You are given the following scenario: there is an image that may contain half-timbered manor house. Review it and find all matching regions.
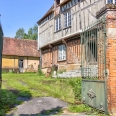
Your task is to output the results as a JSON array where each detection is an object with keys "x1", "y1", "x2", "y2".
[{"x1": 37, "y1": 0, "x2": 116, "y2": 74}]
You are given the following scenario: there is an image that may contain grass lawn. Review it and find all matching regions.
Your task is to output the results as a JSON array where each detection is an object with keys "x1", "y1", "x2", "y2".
[
  {"x1": 0, "y1": 73, "x2": 81, "y2": 115},
  {"x1": 2, "y1": 73, "x2": 80, "y2": 102},
  {"x1": 0, "y1": 73, "x2": 108, "y2": 116}
]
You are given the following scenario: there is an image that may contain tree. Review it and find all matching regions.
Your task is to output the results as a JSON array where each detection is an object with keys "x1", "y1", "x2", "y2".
[
  {"x1": 14, "y1": 24, "x2": 38, "y2": 40},
  {"x1": 28, "y1": 25, "x2": 38, "y2": 40},
  {"x1": 23, "y1": 33, "x2": 29, "y2": 39},
  {"x1": 15, "y1": 28, "x2": 25, "y2": 39}
]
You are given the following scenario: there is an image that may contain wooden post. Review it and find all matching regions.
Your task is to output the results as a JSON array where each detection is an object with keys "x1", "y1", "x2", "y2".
[
  {"x1": 39, "y1": 49, "x2": 42, "y2": 69},
  {"x1": 0, "y1": 24, "x2": 3, "y2": 99}
]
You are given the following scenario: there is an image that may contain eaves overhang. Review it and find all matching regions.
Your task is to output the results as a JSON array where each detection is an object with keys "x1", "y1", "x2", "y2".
[
  {"x1": 37, "y1": 5, "x2": 54, "y2": 25},
  {"x1": 40, "y1": 30, "x2": 82, "y2": 49}
]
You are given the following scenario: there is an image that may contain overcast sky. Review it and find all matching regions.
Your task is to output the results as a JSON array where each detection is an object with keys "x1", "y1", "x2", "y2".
[{"x1": 0, "y1": 0, "x2": 53, "y2": 38}]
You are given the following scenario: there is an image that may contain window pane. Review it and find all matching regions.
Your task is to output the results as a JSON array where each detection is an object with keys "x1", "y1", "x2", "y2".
[
  {"x1": 72, "y1": 0, "x2": 75, "y2": 6},
  {"x1": 64, "y1": 11, "x2": 71, "y2": 28},
  {"x1": 55, "y1": 16, "x2": 61, "y2": 31},
  {"x1": 108, "y1": 0, "x2": 113, "y2": 3},
  {"x1": 63, "y1": 45, "x2": 66, "y2": 60},
  {"x1": 58, "y1": 47, "x2": 60, "y2": 60},
  {"x1": 68, "y1": 11, "x2": 71, "y2": 26},
  {"x1": 59, "y1": 17, "x2": 61, "y2": 30},
  {"x1": 58, "y1": 45, "x2": 66, "y2": 61},
  {"x1": 64, "y1": 13, "x2": 67, "y2": 27}
]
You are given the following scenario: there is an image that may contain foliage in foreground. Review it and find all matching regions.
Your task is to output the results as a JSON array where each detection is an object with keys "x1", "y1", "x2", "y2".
[
  {"x1": 38, "y1": 67, "x2": 45, "y2": 76},
  {"x1": 0, "y1": 90, "x2": 17, "y2": 116},
  {"x1": 68, "y1": 104, "x2": 109, "y2": 116},
  {"x1": 68, "y1": 78, "x2": 81, "y2": 101},
  {"x1": 68, "y1": 104, "x2": 92, "y2": 113}
]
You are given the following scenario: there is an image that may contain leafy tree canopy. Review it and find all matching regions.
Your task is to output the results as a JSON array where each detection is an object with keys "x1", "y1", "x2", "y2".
[
  {"x1": 15, "y1": 24, "x2": 38, "y2": 40},
  {"x1": 15, "y1": 28, "x2": 25, "y2": 39}
]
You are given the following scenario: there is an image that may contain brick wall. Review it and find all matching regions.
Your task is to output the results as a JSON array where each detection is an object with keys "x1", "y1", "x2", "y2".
[
  {"x1": 42, "y1": 48, "x2": 52, "y2": 68},
  {"x1": 67, "y1": 39, "x2": 80, "y2": 64},
  {"x1": 106, "y1": 38, "x2": 116, "y2": 113},
  {"x1": 106, "y1": 10, "x2": 116, "y2": 114},
  {"x1": 41, "y1": 37, "x2": 81, "y2": 71}
]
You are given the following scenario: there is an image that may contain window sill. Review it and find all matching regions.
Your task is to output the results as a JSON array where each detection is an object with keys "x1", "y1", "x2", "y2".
[
  {"x1": 63, "y1": 25, "x2": 71, "y2": 30},
  {"x1": 58, "y1": 59, "x2": 66, "y2": 62},
  {"x1": 54, "y1": 29, "x2": 62, "y2": 33},
  {"x1": 54, "y1": 26, "x2": 71, "y2": 33},
  {"x1": 88, "y1": 62, "x2": 97, "y2": 65}
]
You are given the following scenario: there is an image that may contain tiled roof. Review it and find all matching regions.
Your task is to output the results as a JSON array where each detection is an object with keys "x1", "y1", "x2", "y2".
[{"x1": 2, "y1": 37, "x2": 40, "y2": 57}]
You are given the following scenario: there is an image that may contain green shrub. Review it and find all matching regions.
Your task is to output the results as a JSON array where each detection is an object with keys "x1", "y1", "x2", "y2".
[
  {"x1": 58, "y1": 69, "x2": 66, "y2": 74},
  {"x1": 68, "y1": 78, "x2": 81, "y2": 101},
  {"x1": 23, "y1": 72, "x2": 35, "y2": 74},
  {"x1": 38, "y1": 67, "x2": 45, "y2": 76},
  {"x1": 68, "y1": 104, "x2": 109, "y2": 115},
  {"x1": 68, "y1": 104, "x2": 92, "y2": 113},
  {"x1": 0, "y1": 90, "x2": 17, "y2": 116}
]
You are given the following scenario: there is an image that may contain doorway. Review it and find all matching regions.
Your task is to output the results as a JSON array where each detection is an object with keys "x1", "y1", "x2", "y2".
[{"x1": 18, "y1": 59, "x2": 24, "y2": 73}]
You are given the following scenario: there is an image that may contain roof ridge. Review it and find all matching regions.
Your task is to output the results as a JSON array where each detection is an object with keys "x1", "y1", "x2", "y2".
[
  {"x1": 4, "y1": 37, "x2": 37, "y2": 41},
  {"x1": 37, "y1": 4, "x2": 54, "y2": 24}
]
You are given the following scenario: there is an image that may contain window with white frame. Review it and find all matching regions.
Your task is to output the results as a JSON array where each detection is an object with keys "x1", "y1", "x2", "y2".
[
  {"x1": 55, "y1": 16, "x2": 61, "y2": 31},
  {"x1": 58, "y1": 45, "x2": 66, "y2": 61},
  {"x1": 61, "y1": 0, "x2": 81, "y2": 12},
  {"x1": 107, "y1": 0, "x2": 116, "y2": 4},
  {"x1": 64, "y1": 11, "x2": 71, "y2": 28}
]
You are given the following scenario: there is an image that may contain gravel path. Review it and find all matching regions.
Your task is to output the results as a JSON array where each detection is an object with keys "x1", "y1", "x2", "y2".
[
  {"x1": 6, "y1": 97, "x2": 86, "y2": 116},
  {"x1": 6, "y1": 97, "x2": 68, "y2": 116}
]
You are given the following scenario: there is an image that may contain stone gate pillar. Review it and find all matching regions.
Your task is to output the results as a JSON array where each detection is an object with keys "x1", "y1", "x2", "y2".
[
  {"x1": 97, "y1": 5, "x2": 116, "y2": 115},
  {"x1": 106, "y1": 9, "x2": 116, "y2": 115}
]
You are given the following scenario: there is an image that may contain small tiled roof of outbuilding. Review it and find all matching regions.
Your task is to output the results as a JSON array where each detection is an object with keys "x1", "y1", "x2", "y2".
[{"x1": 2, "y1": 37, "x2": 40, "y2": 57}]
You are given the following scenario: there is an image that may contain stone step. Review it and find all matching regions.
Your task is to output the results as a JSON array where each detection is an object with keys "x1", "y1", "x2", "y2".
[{"x1": 52, "y1": 67, "x2": 98, "y2": 78}]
